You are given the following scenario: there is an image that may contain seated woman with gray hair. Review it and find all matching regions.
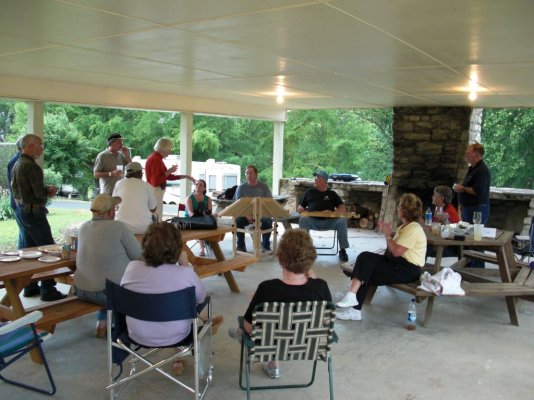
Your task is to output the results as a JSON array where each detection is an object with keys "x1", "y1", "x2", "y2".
[{"x1": 432, "y1": 185, "x2": 460, "y2": 224}]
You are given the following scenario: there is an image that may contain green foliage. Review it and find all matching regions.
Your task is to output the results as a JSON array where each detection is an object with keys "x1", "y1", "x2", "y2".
[
  {"x1": 192, "y1": 128, "x2": 221, "y2": 160},
  {"x1": 9, "y1": 100, "x2": 533, "y2": 193},
  {"x1": 43, "y1": 168, "x2": 63, "y2": 188},
  {"x1": 0, "y1": 188, "x2": 14, "y2": 220},
  {"x1": 284, "y1": 109, "x2": 393, "y2": 181},
  {"x1": 0, "y1": 143, "x2": 17, "y2": 189},
  {"x1": 482, "y1": 109, "x2": 534, "y2": 188}
]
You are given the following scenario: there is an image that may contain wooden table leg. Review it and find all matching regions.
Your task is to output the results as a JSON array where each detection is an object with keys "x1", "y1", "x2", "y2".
[
  {"x1": 433, "y1": 246, "x2": 444, "y2": 274},
  {"x1": 496, "y1": 244, "x2": 519, "y2": 326},
  {"x1": 208, "y1": 240, "x2": 241, "y2": 293},
  {"x1": 422, "y1": 297, "x2": 434, "y2": 327}
]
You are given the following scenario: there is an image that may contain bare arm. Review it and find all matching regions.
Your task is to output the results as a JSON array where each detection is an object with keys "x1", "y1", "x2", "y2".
[
  {"x1": 336, "y1": 203, "x2": 347, "y2": 212},
  {"x1": 185, "y1": 196, "x2": 194, "y2": 216},
  {"x1": 378, "y1": 220, "x2": 408, "y2": 258}
]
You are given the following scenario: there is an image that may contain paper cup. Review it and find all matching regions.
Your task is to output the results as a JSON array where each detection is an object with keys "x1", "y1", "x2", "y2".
[
  {"x1": 474, "y1": 224, "x2": 483, "y2": 241},
  {"x1": 431, "y1": 222, "x2": 441, "y2": 236}
]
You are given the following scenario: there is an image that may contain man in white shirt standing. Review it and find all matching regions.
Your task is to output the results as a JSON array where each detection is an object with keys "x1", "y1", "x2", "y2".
[{"x1": 113, "y1": 162, "x2": 157, "y2": 234}]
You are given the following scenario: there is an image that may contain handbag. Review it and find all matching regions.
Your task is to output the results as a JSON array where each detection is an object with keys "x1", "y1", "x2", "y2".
[
  {"x1": 418, "y1": 267, "x2": 465, "y2": 296},
  {"x1": 170, "y1": 215, "x2": 217, "y2": 230}
]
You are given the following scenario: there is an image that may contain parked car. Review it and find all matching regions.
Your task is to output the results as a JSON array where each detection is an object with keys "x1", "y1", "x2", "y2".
[
  {"x1": 59, "y1": 184, "x2": 79, "y2": 198},
  {"x1": 329, "y1": 173, "x2": 362, "y2": 182}
]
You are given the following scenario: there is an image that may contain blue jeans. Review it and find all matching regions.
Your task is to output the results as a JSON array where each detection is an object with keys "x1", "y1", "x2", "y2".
[
  {"x1": 12, "y1": 207, "x2": 25, "y2": 249},
  {"x1": 74, "y1": 286, "x2": 107, "y2": 321},
  {"x1": 299, "y1": 217, "x2": 350, "y2": 249},
  {"x1": 15, "y1": 207, "x2": 57, "y2": 292},
  {"x1": 461, "y1": 204, "x2": 490, "y2": 224}
]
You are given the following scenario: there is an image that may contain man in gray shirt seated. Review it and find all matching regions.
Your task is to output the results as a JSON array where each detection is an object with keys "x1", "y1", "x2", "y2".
[
  {"x1": 233, "y1": 165, "x2": 273, "y2": 252},
  {"x1": 74, "y1": 193, "x2": 142, "y2": 337}
]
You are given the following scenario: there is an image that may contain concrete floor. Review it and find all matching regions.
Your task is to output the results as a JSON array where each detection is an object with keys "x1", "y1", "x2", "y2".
[{"x1": 3, "y1": 228, "x2": 534, "y2": 400}]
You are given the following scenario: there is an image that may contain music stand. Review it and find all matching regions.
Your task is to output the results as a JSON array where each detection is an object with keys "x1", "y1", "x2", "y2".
[{"x1": 219, "y1": 197, "x2": 290, "y2": 258}]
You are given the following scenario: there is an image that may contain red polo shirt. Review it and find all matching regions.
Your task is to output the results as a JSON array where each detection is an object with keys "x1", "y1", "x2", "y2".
[{"x1": 145, "y1": 151, "x2": 180, "y2": 188}]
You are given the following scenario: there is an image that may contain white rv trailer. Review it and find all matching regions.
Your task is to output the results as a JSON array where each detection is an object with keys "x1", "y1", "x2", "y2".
[{"x1": 133, "y1": 156, "x2": 241, "y2": 205}]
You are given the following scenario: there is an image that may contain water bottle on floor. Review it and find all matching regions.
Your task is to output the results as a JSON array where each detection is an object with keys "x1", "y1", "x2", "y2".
[{"x1": 405, "y1": 298, "x2": 417, "y2": 330}]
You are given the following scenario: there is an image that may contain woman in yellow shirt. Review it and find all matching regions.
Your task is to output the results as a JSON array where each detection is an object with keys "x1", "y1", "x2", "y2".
[{"x1": 336, "y1": 193, "x2": 427, "y2": 321}]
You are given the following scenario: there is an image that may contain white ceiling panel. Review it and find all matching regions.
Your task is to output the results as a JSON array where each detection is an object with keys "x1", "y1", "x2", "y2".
[{"x1": 1, "y1": 0, "x2": 534, "y2": 117}]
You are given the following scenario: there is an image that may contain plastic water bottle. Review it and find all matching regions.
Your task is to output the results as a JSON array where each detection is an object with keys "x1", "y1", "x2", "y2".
[
  {"x1": 405, "y1": 298, "x2": 417, "y2": 330},
  {"x1": 424, "y1": 207, "x2": 432, "y2": 226}
]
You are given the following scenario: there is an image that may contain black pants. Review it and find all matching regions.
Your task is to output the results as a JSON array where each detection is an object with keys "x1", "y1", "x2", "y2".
[{"x1": 347, "y1": 251, "x2": 421, "y2": 310}]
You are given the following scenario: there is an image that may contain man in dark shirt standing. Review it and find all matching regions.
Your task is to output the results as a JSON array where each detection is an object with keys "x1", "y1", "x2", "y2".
[
  {"x1": 11, "y1": 133, "x2": 66, "y2": 301},
  {"x1": 298, "y1": 170, "x2": 350, "y2": 262},
  {"x1": 453, "y1": 143, "x2": 491, "y2": 268},
  {"x1": 453, "y1": 143, "x2": 491, "y2": 224},
  {"x1": 7, "y1": 137, "x2": 24, "y2": 248}
]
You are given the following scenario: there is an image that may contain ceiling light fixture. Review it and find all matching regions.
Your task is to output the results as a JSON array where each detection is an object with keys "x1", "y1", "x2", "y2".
[
  {"x1": 468, "y1": 70, "x2": 479, "y2": 102},
  {"x1": 276, "y1": 84, "x2": 285, "y2": 104}
]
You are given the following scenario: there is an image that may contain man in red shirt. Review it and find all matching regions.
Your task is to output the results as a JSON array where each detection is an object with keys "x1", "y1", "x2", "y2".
[{"x1": 145, "y1": 138, "x2": 196, "y2": 221}]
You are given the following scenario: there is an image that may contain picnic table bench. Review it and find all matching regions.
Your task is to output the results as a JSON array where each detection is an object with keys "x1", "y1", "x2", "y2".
[{"x1": 340, "y1": 230, "x2": 534, "y2": 327}]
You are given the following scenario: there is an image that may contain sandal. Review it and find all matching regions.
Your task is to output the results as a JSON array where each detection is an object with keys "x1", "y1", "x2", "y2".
[
  {"x1": 172, "y1": 359, "x2": 187, "y2": 376},
  {"x1": 199, "y1": 249, "x2": 206, "y2": 257}
]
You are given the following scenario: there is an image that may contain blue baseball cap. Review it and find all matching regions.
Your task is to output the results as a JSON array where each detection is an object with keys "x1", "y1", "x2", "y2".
[{"x1": 313, "y1": 170, "x2": 329, "y2": 180}]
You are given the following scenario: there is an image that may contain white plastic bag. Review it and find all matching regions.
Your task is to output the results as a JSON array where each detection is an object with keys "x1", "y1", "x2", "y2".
[{"x1": 418, "y1": 267, "x2": 465, "y2": 296}]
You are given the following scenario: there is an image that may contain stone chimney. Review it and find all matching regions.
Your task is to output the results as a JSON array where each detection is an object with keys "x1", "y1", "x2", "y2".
[{"x1": 381, "y1": 107, "x2": 475, "y2": 223}]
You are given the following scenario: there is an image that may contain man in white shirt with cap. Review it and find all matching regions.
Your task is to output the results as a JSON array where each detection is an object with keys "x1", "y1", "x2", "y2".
[{"x1": 113, "y1": 162, "x2": 157, "y2": 234}]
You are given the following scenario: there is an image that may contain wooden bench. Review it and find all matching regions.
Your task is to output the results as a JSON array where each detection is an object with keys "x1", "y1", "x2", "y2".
[
  {"x1": 341, "y1": 261, "x2": 534, "y2": 327},
  {"x1": 25, "y1": 296, "x2": 102, "y2": 333},
  {"x1": 194, "y1": 254, "x2": 258, "y2": 279}
]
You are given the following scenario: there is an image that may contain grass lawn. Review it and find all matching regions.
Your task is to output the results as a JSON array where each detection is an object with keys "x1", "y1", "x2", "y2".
[{"x1": 0, "y1": 209, "x2": 91, "y2": 249}]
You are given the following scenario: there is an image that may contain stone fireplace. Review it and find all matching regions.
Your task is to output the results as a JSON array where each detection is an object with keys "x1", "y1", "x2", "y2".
[
  {"x1": 279, "y1": 107, "x2": 534, "y2": 235},
  {"x1": 382, "y1": 107, "x2": 479, "y2": 225}
]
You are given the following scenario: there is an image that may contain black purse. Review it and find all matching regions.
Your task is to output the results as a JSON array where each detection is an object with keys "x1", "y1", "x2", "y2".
[{"x1": 170, "y1": 215, "x2": 217, "y2": 230}]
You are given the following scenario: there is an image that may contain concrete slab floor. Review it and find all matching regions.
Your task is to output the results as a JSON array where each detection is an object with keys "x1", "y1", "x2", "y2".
[{"x1": 2, "y1": 228, "x2": 534, "y2": 400}]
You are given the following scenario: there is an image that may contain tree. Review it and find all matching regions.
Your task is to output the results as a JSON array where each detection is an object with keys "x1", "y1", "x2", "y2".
[
  {"x1": 482, "y1": 109, "x2": 534, "y2": 188},
  {"x1": 43, "y1": 111, "x2": 93, "y2": 197}
]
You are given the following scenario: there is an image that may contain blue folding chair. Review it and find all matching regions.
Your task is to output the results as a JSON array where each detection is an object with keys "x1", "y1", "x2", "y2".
[
  {"x1": 105, "y1": 280, "x2": 213, "y2": 400},
  {"x1": 0, "y1": 311, "x2": 56, "y2": 395},
  {"x1": 513, "y1": 216, "x2": 534, "y2": 262}
]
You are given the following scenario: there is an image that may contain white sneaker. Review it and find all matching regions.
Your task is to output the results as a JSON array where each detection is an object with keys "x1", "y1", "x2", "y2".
[
  {"x1": 336, "y1": 292, "x2": 358, "y2": 308},
  {"x1": 336, "y1": 308, "x2": 362, "y2": 321}
]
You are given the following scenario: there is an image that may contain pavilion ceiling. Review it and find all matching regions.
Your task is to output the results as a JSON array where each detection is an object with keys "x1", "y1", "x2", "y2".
[{"x1": 1, "y1": 0, "x2": 534, "y2": 120}]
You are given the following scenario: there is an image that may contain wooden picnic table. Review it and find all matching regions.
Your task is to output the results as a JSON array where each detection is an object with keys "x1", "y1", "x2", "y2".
[
  {"x1": 0, "y1": 249, "x2": 101, "y2": 362},
  {"x1": 136, "y1": 225, "x2": 257, "y2": 293},
  {"x1": 342, "y1": 229, "x2": 534, "y2": 327},
  {"x1": 422, "y1": 229, "x2": 534, "y2": 326}
]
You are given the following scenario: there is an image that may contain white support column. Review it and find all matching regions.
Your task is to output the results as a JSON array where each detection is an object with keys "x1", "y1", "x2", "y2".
[
  {"x1": 180, "y1": 112, "x2": 194, "y2": 202},
  {"x1": 27, "y1": 101, "x2": 45, "y2": 167},
  {"x1": 272, "y1": 121, "x2": 284, "y2": 195}
]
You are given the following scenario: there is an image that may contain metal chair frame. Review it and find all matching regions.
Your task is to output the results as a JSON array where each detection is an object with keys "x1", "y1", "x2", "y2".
[
  {"x1": 513, "y1": 216, "x2": 534, "y2": 263},
  {"x1": 238, "y1": 301, "x2": 337, "y2": 400},
  {"x1": 310, "y1": 228, "x2": 339, "y2": 256},
  {"x1": 0, "y1": 311, "x2": 56, "y2": 395},
  {"x1": 105, "y1": 280, "x2": 213, "y2": 400}
]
